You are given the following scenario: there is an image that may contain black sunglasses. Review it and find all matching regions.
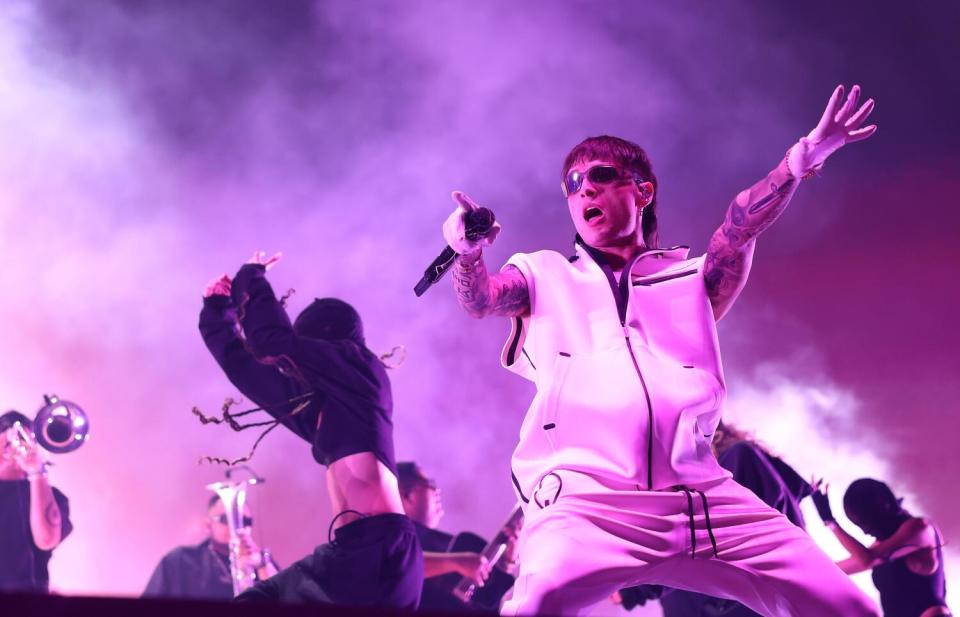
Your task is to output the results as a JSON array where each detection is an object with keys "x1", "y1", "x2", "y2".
[
  {"x1": 562, "y1": 165, "x2": 645, "y2": 197},
  {"x1": 212, "y1": 514, "x2": 254, "y2": 527},
  {"x1": 405, "y1": 477, "x2": 437, "y2": 493}
]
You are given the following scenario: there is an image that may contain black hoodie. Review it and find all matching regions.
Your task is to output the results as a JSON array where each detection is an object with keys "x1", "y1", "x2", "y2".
[{"x1": 198, "y1": 264, "x2": 396, "y2": 473}]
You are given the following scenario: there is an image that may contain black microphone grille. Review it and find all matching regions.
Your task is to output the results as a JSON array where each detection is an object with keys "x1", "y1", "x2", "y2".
[{"x1": 464, "y1": 208, "x2": 496, "y2": 242}]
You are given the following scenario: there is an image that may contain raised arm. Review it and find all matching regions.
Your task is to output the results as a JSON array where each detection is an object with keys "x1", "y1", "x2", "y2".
[
  {"x1": 228, "y1": 253, "x2": 299, "y2": 359},
  {"x1": 811, "y1": 485, "x2": 932, "y2": 575},
  {"x1": 830, "y1": 517, "x2": 931, "y2": 575},
  {"x1": 198, "y1": 272, "x2": 311, "y2": 438},
  {"x1": 704, "y1": 84, "x2": 877, "y2": 320},
  {"x1": 703, "y1": 160, "x2": 795, "y2": 320},
  {"x1": 444, "y1": 191, "x2": 529, "y2": 319},
  {"x1": 6, "y1": 429, "x2": 69, "y2": 550},
  {"x1": 200, "y1": 271, "x2": 293, "y2": 388}
]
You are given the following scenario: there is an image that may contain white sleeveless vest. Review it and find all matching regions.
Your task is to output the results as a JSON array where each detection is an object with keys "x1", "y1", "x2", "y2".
[{"x1": 501, "y1": 241, "x2": 730, "y2": 501}]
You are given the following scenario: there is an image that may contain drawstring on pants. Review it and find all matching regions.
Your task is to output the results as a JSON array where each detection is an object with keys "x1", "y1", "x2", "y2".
[{"x1": 676, "y1": 486, "x2": 719, "y2": 559}]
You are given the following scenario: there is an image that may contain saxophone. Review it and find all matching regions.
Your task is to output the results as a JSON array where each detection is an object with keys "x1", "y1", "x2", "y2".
[{"x1": 206, "y1": 475, "x2": 261, "y2": 596}]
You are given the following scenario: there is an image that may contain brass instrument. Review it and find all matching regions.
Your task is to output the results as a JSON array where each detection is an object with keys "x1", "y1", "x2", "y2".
[
  {"x1": 206, "y1": 468, "x2": 264, "y2": 596},
  {"x1": 9, "y1": 394, "x2": 90, "y2": 455}
]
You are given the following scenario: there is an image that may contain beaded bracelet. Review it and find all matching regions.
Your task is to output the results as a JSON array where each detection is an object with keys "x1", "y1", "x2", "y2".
[
  {"x1": 27, "y1": 468, "x2": 49, "y2": 481},
  {"x1": 457, "y1": 249, "x2": 484, "y2": 269},
  {"x1": 785, "y1": 142, "x2": 824, "y2": 181}
]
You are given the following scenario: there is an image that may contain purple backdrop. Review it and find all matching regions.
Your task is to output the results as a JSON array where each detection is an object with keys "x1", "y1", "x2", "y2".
[{"x1": 1, "y1": 1, "x2": 957, "y2": 613}]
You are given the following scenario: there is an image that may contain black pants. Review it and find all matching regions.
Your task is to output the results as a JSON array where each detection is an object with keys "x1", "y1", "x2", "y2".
[{"x1": 237, "y1": 513, "x2": 423, "y2": 609}]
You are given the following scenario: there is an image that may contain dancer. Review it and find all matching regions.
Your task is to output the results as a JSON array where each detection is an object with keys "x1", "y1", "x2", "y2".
[
  {"x1": 198, "y1": 252, "x2": 422, "y2": 608},
  {"x1": 143, "y1": 494, "x2": 279, "y2": 599},
  {"x1": 441, "y1": 85, "x2": 879, "y2": 616},
  {"x1": 0, "y1": 411, "x2": 73, "y2": 593},
  {"x1": 813, "y1": 479, "x2": 951, "y2": 617}
]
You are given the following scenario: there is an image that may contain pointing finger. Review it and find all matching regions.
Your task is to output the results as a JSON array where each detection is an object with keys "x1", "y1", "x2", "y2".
[{"x1": 452, "y1": 190, "x2": 479, "y2": 212}]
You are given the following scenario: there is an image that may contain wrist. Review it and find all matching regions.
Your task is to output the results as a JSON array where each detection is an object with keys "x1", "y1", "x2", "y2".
[
  {"x1": 785, "y1": 140, "x2": 823, "y2": 180},
  {"x1": 457, "y1": 248, "x2": 483, "y2": 266},
  {"x1": 26, "y1": 465, "x2": 49, "y2": 481}
]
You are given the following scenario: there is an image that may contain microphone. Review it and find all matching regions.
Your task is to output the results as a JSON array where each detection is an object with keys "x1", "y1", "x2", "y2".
[{"x1": 414, "y1": 208, "x2": 496, "y2": 297}]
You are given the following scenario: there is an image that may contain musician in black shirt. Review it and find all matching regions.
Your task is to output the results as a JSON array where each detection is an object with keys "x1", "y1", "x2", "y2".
[
  {"x1": 0, "y1": 411, "x2": 72, "y2": 593},
  {"x1": 398, "y1": 461, "x2": 517, "y2": 613},
  {"x1": 143, "y1": 494, "x2": 278, "y2": 599}
]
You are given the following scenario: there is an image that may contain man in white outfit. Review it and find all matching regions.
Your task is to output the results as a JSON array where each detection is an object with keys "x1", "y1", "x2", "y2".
[{"x1": 441, "y1": 85, "x2": 880, "y2": 616}]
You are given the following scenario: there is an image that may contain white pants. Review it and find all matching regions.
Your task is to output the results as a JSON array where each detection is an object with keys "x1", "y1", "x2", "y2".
[{"x1": 502, "y1": 472, "x2": 878, "y2": 617}]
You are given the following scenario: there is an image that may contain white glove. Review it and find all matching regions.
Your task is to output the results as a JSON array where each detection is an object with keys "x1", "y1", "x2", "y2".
[
  {"x1": 442, "y1": 191, "x2": 502, "y2": 255},
  {"x1": 788, "y1": 84, "x2": 877, "y2": 177}
]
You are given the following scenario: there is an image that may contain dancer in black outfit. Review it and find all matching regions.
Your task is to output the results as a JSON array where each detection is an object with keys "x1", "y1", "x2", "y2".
[
  {"x1": 198, "y1": 251, "x2": 422, "y2": 608},
  {"x1": 813, "y1": 479, "x2": 950, "y2": 617}
]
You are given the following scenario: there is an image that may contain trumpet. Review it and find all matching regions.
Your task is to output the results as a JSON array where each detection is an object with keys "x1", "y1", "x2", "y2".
[
  {"x1": 206, "y1": 468, "x2": 264, "y2": 596},
  {"x1": 8, "y1": 394, "x2": 90, "y2": 455}
]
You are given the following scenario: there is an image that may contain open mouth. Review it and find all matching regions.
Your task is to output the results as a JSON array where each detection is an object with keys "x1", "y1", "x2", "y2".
[{"x1": 583, "y1": 206, "x2": 604, "y2": 222}]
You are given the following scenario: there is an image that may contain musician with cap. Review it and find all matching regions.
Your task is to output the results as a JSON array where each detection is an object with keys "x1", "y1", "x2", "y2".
[{"x1": 0, "y1": 410, "x2": 73, "y2": 593}]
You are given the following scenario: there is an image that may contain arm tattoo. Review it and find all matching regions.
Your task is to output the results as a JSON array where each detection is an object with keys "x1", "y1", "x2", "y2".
[
  {"x1": 452, "y1": 254, "x2": 530, "y2": 318},
  {"x1": 44, "y1": 501, "x2": 61, "y2": 529},
  {"x1": 705, "y1": 163, "x2": 798, "y2": 315}
]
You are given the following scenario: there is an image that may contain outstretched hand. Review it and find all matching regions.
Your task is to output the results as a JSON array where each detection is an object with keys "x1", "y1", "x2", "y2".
[
  {"x1": 247, "y1": 250, "x2": 283, "y2": 270},
  {"x1": 442, "y1": 191, "x2": 502, "y2": 255},
  {"x1": 788, "y1": 84, "x2": 877, "y2": 177}
]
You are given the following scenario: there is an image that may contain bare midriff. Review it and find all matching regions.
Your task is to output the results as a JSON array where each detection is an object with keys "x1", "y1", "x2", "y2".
[{"x1": 326, "y1": 451, "x2": 404, "y2": 529}]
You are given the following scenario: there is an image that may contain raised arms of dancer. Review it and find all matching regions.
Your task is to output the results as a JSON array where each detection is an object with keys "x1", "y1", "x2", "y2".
[
  {"x1": 199, "y1": 270, "x2": 302, "y2": 408},
  {"x1": 704, "y1": 84, "x2": 877, "y2": 320},
  {"x1": 199, "y1": 258, "x2": 320, "y2": 442},
  {"x1": 813, "y1": 487, "x2": 933, "y2": 574},
  {"x1": 443, "y1": 191, "x2": 530, "y2": 319}
]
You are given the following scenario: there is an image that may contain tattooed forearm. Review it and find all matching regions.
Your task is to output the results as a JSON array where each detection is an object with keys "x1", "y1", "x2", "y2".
[
  {"x1": 724, "y1": 174, "x2": 798, "y2": 249},
  {"x1": 704, "y1": 161, "x2": 799, "y2": 318},
  {"x1": 28, "y1": 476, "x2": 63, "y2": 549},
  {"x1": 452, "y1": 253, "x2": 530, "y2": 318}
]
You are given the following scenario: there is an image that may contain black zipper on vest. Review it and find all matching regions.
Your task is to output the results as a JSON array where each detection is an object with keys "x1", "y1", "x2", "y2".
[
  {"x1": 511, "y1": 470, "x2": 530, "y2": 504},
  {"x1": 575, "y1": 236, "x2": 657, "y2": 489}
]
